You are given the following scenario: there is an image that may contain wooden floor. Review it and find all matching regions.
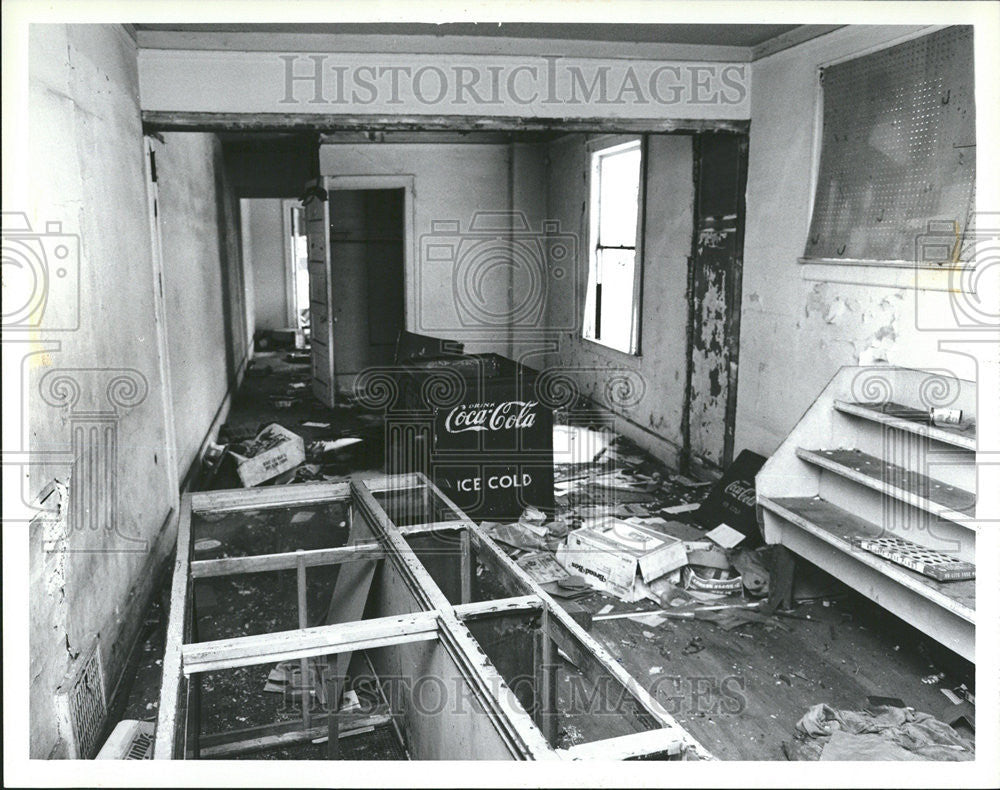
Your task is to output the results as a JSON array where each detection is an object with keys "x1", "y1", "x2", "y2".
[{"x1": 580, "y1": 588, "x2": 966, "y2": 760}]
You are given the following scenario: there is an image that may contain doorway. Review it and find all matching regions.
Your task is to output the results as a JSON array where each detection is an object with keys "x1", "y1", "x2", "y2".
[{"x1": 305, "y1": 176, "x2": 413, "y2": 405}]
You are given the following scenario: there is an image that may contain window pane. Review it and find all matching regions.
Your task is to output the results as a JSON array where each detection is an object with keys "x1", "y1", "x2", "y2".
[
  {"x1": 598, "y1": 147, "x2": 641, "y2": 248},
  {"x1": 595, "y1": 247, "x2": 635, "y2": 353}
]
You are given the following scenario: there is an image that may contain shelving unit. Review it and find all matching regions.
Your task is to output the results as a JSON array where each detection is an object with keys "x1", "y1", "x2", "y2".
[{"x1": 757, "y1": 367, "x2": 977, "y2": 662}]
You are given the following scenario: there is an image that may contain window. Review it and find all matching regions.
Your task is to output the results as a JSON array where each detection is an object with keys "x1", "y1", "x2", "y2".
[
  {"x1": 583, "y1": 138, "x2": 643, "y2": 354},
  {"x1": 804, "y1": 26, "x2": 975, "y2": 265}
]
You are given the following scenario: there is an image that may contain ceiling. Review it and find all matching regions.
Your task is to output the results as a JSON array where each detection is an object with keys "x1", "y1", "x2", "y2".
[{"x1": 134, "y1": 23, "x2": 800, "y2": 48}]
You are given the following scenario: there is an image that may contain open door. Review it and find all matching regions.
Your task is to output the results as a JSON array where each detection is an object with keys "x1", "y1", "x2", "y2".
[{"x1": 304, "y1": 177, "x2": 336, "y2": 406}]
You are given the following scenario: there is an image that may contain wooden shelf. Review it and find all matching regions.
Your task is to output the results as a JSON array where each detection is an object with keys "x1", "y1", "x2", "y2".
[
  {"x1": 796, "y1": 448, "x2": 976, "y2": 525},
  {"x1": 760, "y1": 495, "x2": 975, "y2": 620},
  {"x1": 834, "y1": 400, "x2": 976, "y2": 451}
]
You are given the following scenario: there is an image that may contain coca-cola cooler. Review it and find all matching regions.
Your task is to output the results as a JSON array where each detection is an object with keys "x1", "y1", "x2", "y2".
[{"x1": 387, "y1": 348, "x2": 553, "y2": 521}]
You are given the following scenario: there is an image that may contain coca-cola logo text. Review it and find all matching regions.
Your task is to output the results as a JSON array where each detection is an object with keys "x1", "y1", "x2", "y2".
[
  {"x1": 723, "y1": 480, "x2": 756, "y2": 506},
  {"x1": 443, "y1": 400, "x2": 538, "y2": 433}
]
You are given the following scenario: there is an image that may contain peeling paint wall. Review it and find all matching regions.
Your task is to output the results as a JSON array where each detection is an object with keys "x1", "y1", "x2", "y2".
[
  {"x1": 26, "y1": 24, "x2": 176, "y2": 758},
  {"x1": 543, "y1": 134, "x2": 694, "y2": 466},
  {"x1": 736, "y1": 26, "x2": 979, "y2": 458},
  {"x1": 26, "y1": 25, "x2": 250, "y2": 758}
]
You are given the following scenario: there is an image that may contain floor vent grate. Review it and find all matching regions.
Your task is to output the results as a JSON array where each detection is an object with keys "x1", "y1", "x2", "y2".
[
  {"x1": 55, "y1": 640, "x2": 107, "y2": 759},
  {"x1": 97, "y1": 720, "x2": 155, "y2": 759}
]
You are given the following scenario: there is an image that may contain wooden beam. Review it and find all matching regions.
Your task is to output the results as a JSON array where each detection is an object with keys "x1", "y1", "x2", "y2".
[
  {"x1": 351, "y1": 477, "x2": 557, "y2": 760},
  {"x1": 396, "y1": 520, "x2": 465, "y2": 537},
  {"x1": 198, "y1": 706, "x2": 389, "y2": 749},
  {"x1": 154, "y1": 497, "x2": 193, "y2": 759},
  {"x1": 296, "y1": 552, "x2": 311, "y2": 730},
  {"x1": 181, "y1": 611, "x2": 440, "y2": 675},
  {"x1": 189, "y1": 542, "x2": 385, "y2": 578},
  {"x1": 459, "y1": 530, "x2": 472, "y2": 605},
  {"x1": 453, "y1": 595, "x2": 543, "y2": 620},
  {"x1": 557, "y1": 727, "x2": 685, "y2": 760},
  {"x1": 142, "y1": 110, "x2": 750, "y2": 136},
  {"x1": 750, "y1": 24, "x2": 845, "y2": 61},
  {"x1": 190, "y1": 481, "x2": 350, "y2": 513},
  {"x1": 533, "y1": 607, "x2": 558, "y2": 744},
  {"x1": 198, "y1": 713, "x2": 392, "y2": 759}
]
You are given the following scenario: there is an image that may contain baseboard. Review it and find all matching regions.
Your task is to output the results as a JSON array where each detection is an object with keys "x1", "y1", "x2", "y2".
[
  {"x1": 93, "y1": 506, "x2": 176, "y2": 757},
  {"x1": 179, "y1": 350, "x2": 251, "y2": 493},
  {"x1": 583, "y1": 397, "x2": 683, "y2": 471}
]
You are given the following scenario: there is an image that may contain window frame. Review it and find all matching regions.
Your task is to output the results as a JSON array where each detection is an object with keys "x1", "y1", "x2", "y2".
[{"x1": 582, "y1": 135, "x2": 646, "y2": 356}]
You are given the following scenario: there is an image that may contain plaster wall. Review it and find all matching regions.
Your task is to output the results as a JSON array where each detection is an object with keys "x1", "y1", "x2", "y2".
[
  {"x1": 542, "y1": 133, "x2": 695, "y2": 466},
  {"x1": 735, "y1": 25, "x2": 980, "y2": 457},
  {"x1": 26, "y1": 23, "x2": 175, "y2": 758}
]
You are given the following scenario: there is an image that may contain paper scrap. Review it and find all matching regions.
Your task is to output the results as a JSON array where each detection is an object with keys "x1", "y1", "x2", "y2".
[
  {"x1": 290, "y1": 510, "x2": 315, "y2": 524},
  {"x1": 705, "y1": 523, "x2": 746, "y2": 549},
  {"x1": 627, "y1": 612, "x2": 668, "y2": 627},
  {"x1": 517, "y1": 552, "x2": 569, "y2": 585},
  {"x1": 301, "y1": 421, "x2": 331, "y2": 428},
  {"x1": 662, "y1": 502, "x2": 701, "y2": 515},
  {"x1": 598, "y1": 604, "x2": 615, "y2": 615}
]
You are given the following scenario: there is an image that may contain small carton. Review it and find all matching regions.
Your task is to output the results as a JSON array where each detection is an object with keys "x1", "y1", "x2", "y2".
[
  {"x1": 231, "y1": 424, "x2": 305, "y2": 487},
  {"x1": 556, "y1": 517, "x2": 687, "y2": 602}
]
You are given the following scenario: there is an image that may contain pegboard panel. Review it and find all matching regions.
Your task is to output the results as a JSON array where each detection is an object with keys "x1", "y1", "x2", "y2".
[{"x1": 804, "y1": 26, "x2": 976, "y2": 263}]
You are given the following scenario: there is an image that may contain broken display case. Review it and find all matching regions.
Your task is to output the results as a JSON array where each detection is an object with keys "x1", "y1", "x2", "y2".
[{"x1": 155, "y1": 473, "x2": 711, "y2": 761}]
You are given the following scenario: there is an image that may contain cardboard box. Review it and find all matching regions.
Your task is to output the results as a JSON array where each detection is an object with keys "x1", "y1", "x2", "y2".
[
  {"x1": 556, "y1": 518, "x2": 687, "y2": 602},
  {"x1": 231, "y1": 424, "x2": 305, "y2": 487}
]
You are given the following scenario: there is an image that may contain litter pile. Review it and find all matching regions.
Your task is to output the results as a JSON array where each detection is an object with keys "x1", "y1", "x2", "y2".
[
  {"x1": 783, "y1": 701, "x2": 974, "y2": 761},
  {"x1": 206, "y1": 361, "x2": 378, "y2": 490},
  {"x1": 482, "y1": 422, "x2": 792, "y2": 625}
]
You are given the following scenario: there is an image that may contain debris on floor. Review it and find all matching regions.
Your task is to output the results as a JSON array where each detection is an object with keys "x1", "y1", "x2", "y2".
[
  {"x1": 783, "y1": 702, "x2": 974, "y2": 761},
  {"x1": 230, "y1": 423, "x2": 306, "y2": 487}
]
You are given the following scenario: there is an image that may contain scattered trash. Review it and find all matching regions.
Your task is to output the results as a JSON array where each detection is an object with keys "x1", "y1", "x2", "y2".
[
  {"x1": 693, "y1": 450, "x2": 767, "y2": 547},
  {"x1": 786, "y1": 702, "x2": 974, "y2": 761},
  {"x1": 193, "y1": 538, "x2": 222, "y2": 552},
  {"x1": 556, "y1": 517, "x2": 686, "y2": 602},
  {"x1": 661, "y1": 502, "x2": 701, "y2": 515},
  {"x1": 484, "y1": 521, "x2": 549, "y2": 552},
  {"x1": 230, "y1": 424, "x2": 306, "y2": 487},
  {"x1": 704, "y1": 523, "x2": 747, "y2": 549},
  {"x1": 517, "y1": 552, "x2": 569, "y2": 585},
  {"x1": 682, "y1": 564, "x2": 742, "y2": 596},
  {"x1": 682, "y1": 637, "x2": 705, "y2": 655},
  {"x1": 922, "y1": 672, "x2": 945, "y2": 685}
]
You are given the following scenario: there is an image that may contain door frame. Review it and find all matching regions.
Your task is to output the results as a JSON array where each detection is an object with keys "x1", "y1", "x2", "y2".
[
  {"x1": 143, "y1": 136, "x2": 181, "y2": 502},
  {"x1": 322, "y1": 174, "x2": 415, "y2": 389},
  {"x1": 681, "y1": 131, "x2": 749, "y2": 477},
  {"x1": 280, "y1": 197, "x2": 302, "y2": 329}
]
